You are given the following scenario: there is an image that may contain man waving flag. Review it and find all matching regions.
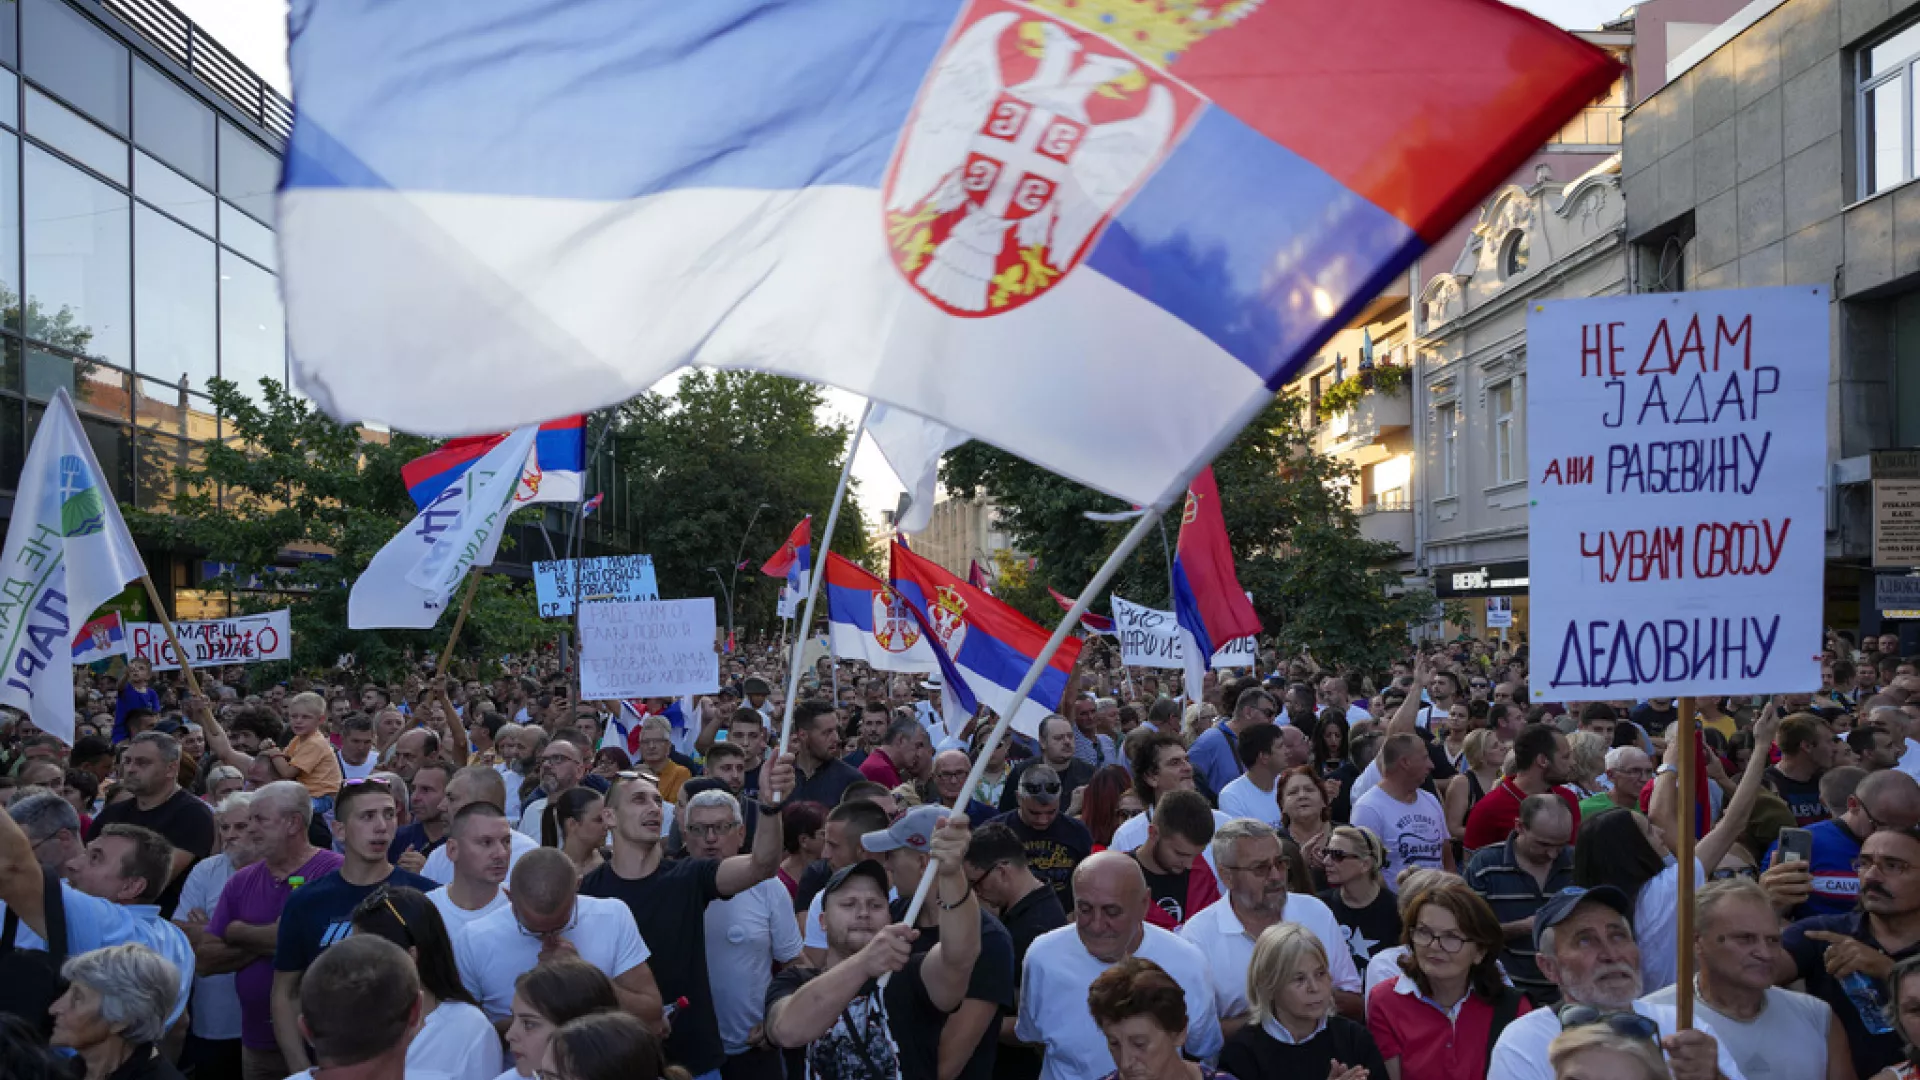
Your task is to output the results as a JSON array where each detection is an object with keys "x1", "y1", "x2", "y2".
[{"x1": 278, "y1": 0, "x2": 1617, "y2": 510}]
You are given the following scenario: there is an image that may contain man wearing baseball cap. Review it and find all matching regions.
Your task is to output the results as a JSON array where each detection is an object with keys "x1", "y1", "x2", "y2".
[
  {"x1": 1487, "y1": 885, "x2": 1746, "y2": 1080},
  {"x1": 766, "y1": 806, "x2": 981, "y2": 1080},
  {"x1": 865, "y1": 805, "x2": 1014, "y2": 1080}
]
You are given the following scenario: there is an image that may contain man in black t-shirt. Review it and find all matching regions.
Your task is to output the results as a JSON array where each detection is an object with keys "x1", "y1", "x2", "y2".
[
  {"x1": 766, "y1": 814, "x2": 980, "y2": 1080},
  {"x1": 581, "y1": 752, "x2": 793, "y2": 1077},
  {"x1": 986, "y1": 765, "x2": 1092, "y2": 912},
  {"x1": 87, "y1": 730, "x2": 214, "y2": 918},
  {"x1": 1766, "y1": 714, "x2": 1835, "y2": 826}
]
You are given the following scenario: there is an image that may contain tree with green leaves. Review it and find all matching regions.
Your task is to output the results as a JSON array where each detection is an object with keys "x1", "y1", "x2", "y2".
[
  {"x1": 614, "y1": 371, "x2": 870, "y2": 635},
  {"x1": 942, "y1": 393, "x2": 1432, "y2": 673},
  {"x1": 122, "y1": 377, "x2": 553, "y2": 679}
]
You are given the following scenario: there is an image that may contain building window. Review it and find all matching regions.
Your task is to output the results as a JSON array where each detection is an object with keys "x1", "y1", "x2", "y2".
[
  {"x1": 1439, "y1": 403, "x2": 1458, "y2": 496},
  {"x1": 1502, "y1": 231, "x2": 1529, "y2": 277},
  {"x1": 1491, "y1": 380, "x2": 1519, "y2": 483},
  {"x1": 1861, "y1": 20, "x2": 1920, "y2": 196}
]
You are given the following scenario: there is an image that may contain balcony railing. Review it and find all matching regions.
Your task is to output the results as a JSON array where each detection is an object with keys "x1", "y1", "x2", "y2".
[
  {"x1": 103, "y1": 0, "x2": 294, "y2": 140},
  {"x1": 1548, "y1": 105, "x2": 1624, "y2": 147}
]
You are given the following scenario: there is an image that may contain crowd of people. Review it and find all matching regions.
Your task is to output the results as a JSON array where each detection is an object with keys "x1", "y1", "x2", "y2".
[{"x1": 9, "y1": 628, "x2": 1920, "y2": 1080}]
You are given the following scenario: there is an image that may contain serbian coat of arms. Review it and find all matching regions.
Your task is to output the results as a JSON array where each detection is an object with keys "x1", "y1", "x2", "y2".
[
  {"x1": 881, "y1": 0, "x2": 1241, "y2": 315},
  {"x1": 871, "y1": 586, "x2": 923, "y2": 653}
]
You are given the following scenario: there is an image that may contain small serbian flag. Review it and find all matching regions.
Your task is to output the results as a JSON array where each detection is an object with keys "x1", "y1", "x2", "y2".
[
  {"x1": 968, "y1": 559, "x2": 994, "y2": 594},
  {"x1": 1049, "y1": 587, "x2": 1114, "y2": 634},
  {"x1": 581, "y1": 492, "x2": 604, "y2": 518},
  {"x1": 73, "y1": 613, "x2": 127, "y2": 663},
  {"x1": 1172, "y1": 467, "x2": 1262, "y2": 659},
  {"x1": 402, "y1": 415, "x2": 585, "y2": 509},
  {"x1": 762, "y1": 517, "x2": 813, "y2": 593}
]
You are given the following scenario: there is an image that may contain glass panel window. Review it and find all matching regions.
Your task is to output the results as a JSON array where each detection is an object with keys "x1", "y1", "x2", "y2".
[
  {"x1": 1867, "y1": 77, "x2": 1908, "y2": 196},
  {"x1": 26, "y1": 85, "x2": 126, "y2": 185},
  {"x1": 0, "y1": 0, "x2": 19, "y2": 70},
  {"x1": 25, "y1": 145, "x2": 130, "y2": 366},
  {"x1": 24, "y1": 345, "x2": 70, "y2": 400},
  {"x1": 220, "y1": 201, "x2": 276, "y2": 271},
  {"x1": 218, "y1": 121, "x2": 277, "y2": 224},
  {"x1": 21, "y1": 0, "x2": 127, "y2": 134},
  {"x1": 219, "y1": 251, "x2": 284, "y2": 400},
  {"x1": 0, "y1": 70, "x2": 19, "y2": 131},
  {"x1": 135, "y1": 205, "x2": 215, "y2": 392},
  {"x1": 0, "y1": 397, "x2": 21, "y2": 492},
  {"x1": 135, "y1": 150, "x2": 214, "y2": 235},
  {"x1": 1439, "y1": 403, "x2": 1458, "y2": 496},
  {"x1": 0, "y1": 132, "x2": 19, "y2": 331},
  {"x1": 1492, "y1": 381, "x2": 1516, "y2": 483},
  {"x1": 1871, "y1": 23, "x2": 1920, "y2": 77},
  {"x1": 80, "y1": 414, "x2": 130, "y2": 501},
  {"x1": 132, "y1": 60, "x2": 213, "y2": 186},
  {"x1": 74, "y1": 361, "x2": 131, "y2": 421}
]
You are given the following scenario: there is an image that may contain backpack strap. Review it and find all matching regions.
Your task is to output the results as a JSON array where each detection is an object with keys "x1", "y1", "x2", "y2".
[
  {"x1": 1484, "y1": 986, "x2": 1525, "y2": 1075},
  {"x1": 0, "y1": 868, "x2": 67, "y2": 959}
]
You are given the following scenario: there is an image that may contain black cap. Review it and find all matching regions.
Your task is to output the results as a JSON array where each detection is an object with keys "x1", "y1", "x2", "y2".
[
  {"x1": 1532, "y1": 885, "x2": 1634, "y2": 954},
  {"x1": 822, "y1": 859, "x2": 890, "y2": 900}
]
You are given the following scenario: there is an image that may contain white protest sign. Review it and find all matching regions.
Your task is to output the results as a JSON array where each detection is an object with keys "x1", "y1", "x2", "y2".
[
  {"x1": 533, "y1": 554, "x2": 660, "y2": 618},
  {"x1": 1527, "y1": 286, "x2": 1825, "y2": 698},
  {"x1": 578, "y1": 598, "x2": 720, "y2": 699},
  {"x1": 1111, "y1": 595, "x2": 1257, "y2": 671},
  {"x1": 130, "y1": 610, "x2": 292, "y2": 671}
]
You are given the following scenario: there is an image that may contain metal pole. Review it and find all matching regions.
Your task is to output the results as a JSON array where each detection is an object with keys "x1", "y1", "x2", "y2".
[
  {"x1": 567, "y1": 413, "x2": 618, "y2": 721},
  {"x1": 1674, "y1": 695, "x2": 1697, "y2": 1029},
  {"x1": 773, "y1": 401, "x2": 873, "y2": 770},
  {"x1": 730, "y1": 502, "x2": 770, "y2": 640},
  {"x1": 707, "y1": 567, "x2": 733, "y2": 644}
]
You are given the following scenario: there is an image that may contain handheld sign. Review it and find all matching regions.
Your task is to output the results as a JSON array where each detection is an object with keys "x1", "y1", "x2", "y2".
[
  {"x1": 578, "y1": 598, "x2": 719, "y2": 699},
  {"x1": 533, "y1": 554, "x2": 660, "y2": 618},
  {"x1": 1110, "y1": 595, "x2": 1257, "y2": 671},
  {"x1": 1527, "y1": 287, "x2": 1825, "y2": 698},
  {"x1": 129, "y1": 610, "x2": 292, "y2": 671}
]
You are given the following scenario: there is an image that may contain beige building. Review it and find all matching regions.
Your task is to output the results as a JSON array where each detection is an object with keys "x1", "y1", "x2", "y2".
[{"x1": 915, "y1": 495, "x2": 1017, "y2": 580}]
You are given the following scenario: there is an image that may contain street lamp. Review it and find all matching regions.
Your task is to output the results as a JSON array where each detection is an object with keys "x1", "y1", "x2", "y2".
[
  {"x1": 727, "y1": 502, "x2": 771, "y2": 639},
  {"x1": 706, "y1": 567, "x2": 733, "y2": 648}
]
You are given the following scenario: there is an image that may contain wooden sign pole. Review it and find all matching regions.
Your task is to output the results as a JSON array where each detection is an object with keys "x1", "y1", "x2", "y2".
[{"x1": 1673, "y1": 694, "x2": 1697, "y2": 1028}]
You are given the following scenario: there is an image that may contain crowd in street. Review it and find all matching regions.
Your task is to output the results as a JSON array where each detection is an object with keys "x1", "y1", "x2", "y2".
[{"x1": 7, "y1": 630, "x2": 1920, "y2": 1080}]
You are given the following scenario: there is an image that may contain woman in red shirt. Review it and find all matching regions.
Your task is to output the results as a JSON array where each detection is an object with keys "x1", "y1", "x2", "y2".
[{"x1": 1365, "y1": 880, "x2": 1528, "y2": 1080}]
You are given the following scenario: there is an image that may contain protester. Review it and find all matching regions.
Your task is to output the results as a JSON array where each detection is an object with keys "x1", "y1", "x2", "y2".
[
  {"x1": 544, "y1": 786, "x2": 609, "y2": 878},
  {"x1": 518, "y1": 733, "x2": 595, "y2": 837},
  {"x1": 1002, "y1": 715, "x2": 1095, "y2": 813},
  {"x1": 1109, "y1": 731, "x2": 1230, "y2": 856},
  {"x1": 1465, "y1": 793, "x2": 1576, "y2": 1004},
  {"x1": 1462, "y1": 725, "x2": 1582, "y2": 852},
  {"x1": 290, "y1": 935, "x2": 420, "y2": 1080},
  {"x1": 1218, "y1": 723, "x2": 1286, "y2": 827},
  {"x1": 1016, "y1": 852, "x2": 1222, "y2": 1080},
  {"x1": 172, "y1": 791, "x2": 258, "y2": 1080},
  {"x1": 86, "y1": 731, "x2": 215, "y2": 919},
  {"x1": 1367, "y1": 879, "x2": 1525, "y2": 1080},
  {"x1": 1190, "y1": 687, "x2": 1279, "y2": 794},
  {"x1": 1084, "y1": 957, "x2": 1235, "y2": 1080},
  {"x1": 542, "y1": 1011, "x2": 689, "y2": 1080},
  {"x1": 989, "y1": 763, "x2": 1094, "y2": 911},
  {"x1": 50, "y1": 943, "x2": 184, "y2": 1080},
  {"x1": 1768, "y1": 767, "x2": 1920, "y2": 918},
  {"x1": 797, "y1": 799, "x2": 895, "y2": 954},
  {"x1": 1767, "y1": 713, "x2": 1838, "y2": 826},
  {"x1": 427, "y1": 801, "x2": 515, "y2": 931},
  {"x1": 390, "y1": 758, "x2": 452, "y2": 870},
  {"x1": 857, "y1": 717, "x2": 930, "y2": 790},
  {"x1": 963, "y1": 821, "x2": 1066, "y2": 1080},
  {"x1": 1220, "y1": 922, "x2": 1387, "y2": 1080},
  {"x1": 1581, "y1": 746, "x2": 1655, "y2": 818},
  {"x1": 1074, "y1": 764, "x2": 1141, "y2": 849},
  {"x1": 502, "y1": 959, "x2": 622, "y2": 1080},
  {"x1": 349, "y1": 884, "x2": 502, "y2": 1080},
  {"x1": 1134, "y1": 789, "x2": 1221, "y2": 931},
  {"x1": 1351, "y1": 733, "x2": 1454, "y2": 887},
  {"x1": 776, "y1": 799, "x2": 827, "y2": 900},
  {"x1": 789, "y1": 700, "x2": 863, "y2": 807},
  {"x1": 1318, "y1": 824, "x2": 1401, "y2": 969},
  {"x1": 1546, "y1": 1026, "x2": 1676, "y2": 1080}
]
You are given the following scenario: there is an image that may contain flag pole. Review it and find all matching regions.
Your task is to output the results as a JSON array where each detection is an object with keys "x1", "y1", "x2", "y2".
[
  {"x1": 774, "y1": 400, "x2": 873, "y2": 774},
  {"x1": 1674, "y1": 694, "x2": 1697, "y2": 1029},
  {"x1": 436, "y1": 572, "x2": 483, "y2": 679},
  {"x1": 137, "y1": 575, "x2": 202, "y2": 699}
]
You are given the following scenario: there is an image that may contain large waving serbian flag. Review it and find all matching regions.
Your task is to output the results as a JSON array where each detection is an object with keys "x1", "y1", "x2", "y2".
[
  {"x1": 278, "y1": 0, "x2": 1617, "y2": 510},
  {"x1": 400, "y1": 416, "x2": 585, "y2": 509}
]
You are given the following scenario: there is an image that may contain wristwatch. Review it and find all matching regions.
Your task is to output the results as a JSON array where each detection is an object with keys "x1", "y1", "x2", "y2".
[{"x1": 1655, "y1": 764, "x2": 1678, "y2": 777}]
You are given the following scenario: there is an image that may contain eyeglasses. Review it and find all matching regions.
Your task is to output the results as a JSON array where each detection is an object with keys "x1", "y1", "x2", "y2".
[
  {"x1": 616, "y1": 769, "x2": 662, "y2": 784},
  {"x1": 540, "y1": 753, "x2": 583, "y2": 766},
  {"x1": 935, "y1": 769, "x2": 971, "y2": 781},
  {"x1": 966, "y1": 861, "x2": 1003, "y2": 890},
  {"x1": 1411, "y1": 926, "x2": 1470, "y2": 953},
  {"x1": 683, "y1": 822, "x2": 734, "y2": 838},
  {"x1": 1709, "y1": 865, "x2": 1760, "y2": 881},
  {"x1": 1555, "y1": 1004, "x2": 1661, "y2": 1043},
  {"x1": 1854, "y1": 854, "x2": 1917, "y2": 876},
  {"x1": 515, "y1": 902, "x2": 579, "y2": 939},
  {"x1": 1223, "y1": 857, "x2": 1287, "y2": 878}
]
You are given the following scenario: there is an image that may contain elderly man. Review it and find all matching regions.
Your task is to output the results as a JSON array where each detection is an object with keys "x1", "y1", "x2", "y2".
[
  {"x1": 1643, "y1": 880, "x2": 1847, "y2": 1080},
  {"x1": 987, "y1": 764, "x2": 1093, "y2": 913},
  {"x1": 1765, "y1": 767, "x2": 1920, "y2": 918},
  {"x1": 386, "y1": 727, "x2": 439, "y2": 783},
  {"x1": 0, "y1": 793, "x2": 195, "y2": 1027},
  {"x1": 174, "y1": 792, "x2": 259, "y2": 1079},
  {"x1": 1067, "y1": 696, "x2": 1121, "y2": 770},
  {"x1": 1017, "y1": 852, "x2": 1221, "y2": 1080},
  {"x1": 931, "y1": 749, "x2": 998, "y2": 826},
  {"x1": 516, "y1": 730, "x2": 596, "y2": 836},
  {"x1": 1580, "y1": 746, "x2": 1654, "y2": 818},
  {"x1": 1188, "y1": 687, "x2": 1277, "y2": 795},
  {"x1": 689, "y1": 788, "x2": 803, "y2": 1080},
  {"x1": 9, "y1": 787, "x2": 84, "y2": 872},
  {"x1": 454, "y1": 847, "x2": 664, "y2": 1030},
  {"x1": 1464, "y1": 794, "x2": 1575, "y2": 1004},
  {"x1": 1488, "y1": 887, "x2": 1744, "y2": 1080},
  {"x1": 999, "y1": 715, "x2": 1094, "y2": 812},
  {"x1": 1180, "y1": 818, "x2": 1360, "y2": 1032},
  {"x1": 87, "y1": 731, "x2": 215, "y2": 919}
]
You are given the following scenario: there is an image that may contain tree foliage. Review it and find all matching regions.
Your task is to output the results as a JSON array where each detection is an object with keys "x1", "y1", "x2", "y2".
[
  {"x1": 615, "y1": 371, "x2": 870, "y2": 635},
  {"x1": 941, "y1": 393, "x2": 1433, "y2": 673},
  {"x1": 122, "y1": 378, "x2": 552, "y2": 679}
]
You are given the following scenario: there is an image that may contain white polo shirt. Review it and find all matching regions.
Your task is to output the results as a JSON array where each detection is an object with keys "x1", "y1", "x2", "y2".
[
  {"x1": 451, "y1": 895, "x2": 650, "y2": 1020},
  {"x1": 1017, "y1": 924, "x2": 1222, "y2": 1080},
  {"x1": 420, "y1": 828, "x2": 541, "y2": 886},
  {"x1": 1178, "y1": 893, "x2": 1359, "y2": 1020},
  {"x1": 1488, "y1": 998, "x2": 1746, "y2": 1080}
]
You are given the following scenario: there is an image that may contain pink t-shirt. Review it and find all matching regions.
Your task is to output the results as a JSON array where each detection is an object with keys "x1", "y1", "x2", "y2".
[{"x1": 208, "y1": 849, "x2": 344, "y2": 1049}]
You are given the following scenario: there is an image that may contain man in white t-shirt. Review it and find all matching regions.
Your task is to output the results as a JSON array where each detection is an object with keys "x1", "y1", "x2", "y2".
[
  {"x1": 1489, "y1": 886, "x2": 1744, "y2": 1080},
  {"x1": 1349, "y1": 733, "x2": 1453, "y2": 890},
  {"x1": 1641, "y1": 879, "x2": 1840, "y2": 1080},
  {"x1": 173, "y1": 791, "x2": 258, "y2": 1076},
  {"x1": 451, "y1": 847, "x2": 664, "y2": 1029},
  {"x1": 1216, "y1": 725, "x2": 1287, "y2": 829},
  {"x1": 335, "y1": 715, "x2": 381, "y2": 783},
  {"x1": 421, "y1": 766, "x2": 538, "y2": 885},
  {"x1": 690, "y1": 785, "x2": 803, "y2": 1075},
  {"x1": 427, "y1": 802, "x2": 513, "y2": 931},
  {"x1": 1180, "y1": 819, "x2": 1359, "y2": 1030},
  {"x1": 290, "y1": 935, "x2": 440, "y2": 1080}
]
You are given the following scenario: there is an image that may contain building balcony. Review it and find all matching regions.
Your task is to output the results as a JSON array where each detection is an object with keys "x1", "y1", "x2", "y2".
[
  {"x1": 1358, "y1": 491, "x2": 1414, "y2": 553},
  {"x1": 1313, "y1": 391, "x2": 1411, "y2": 457}
]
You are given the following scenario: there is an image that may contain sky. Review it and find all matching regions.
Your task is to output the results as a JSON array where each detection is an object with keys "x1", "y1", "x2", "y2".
[{"x1": 180, "y1": 0, "x2": 1634, "y2": 523}]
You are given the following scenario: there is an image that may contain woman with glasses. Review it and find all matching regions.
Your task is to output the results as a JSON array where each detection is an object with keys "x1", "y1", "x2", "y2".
[
  {"x1": 1076, "y1": 764, "x2": 1143, "y2": 849},
  {"x1": 541, "y1": 787, "x2": 608, "y2": 879},
  {"x1": 1548, "y1": 1024, "x2": 1675, "y2": 1080},
  {"x1": 1366, "y1": 880, "x2": 1524, "y2": 1080},
  {"x1": 351, "y1": 884, "x2": 502, "y2": 1080},
  {"x1": 1221, "y1": 922, "x2": 1386, "y2": 1080},
  {"x1": 500, "y1": 958, "x2": 622, "y2": 1080},
  {"x1": 541, "y1": 1012, "x2": 690, "y2": 1080},
  {"x1": 1317, "y1": 825, "x2": 1401, "y2": 971}
]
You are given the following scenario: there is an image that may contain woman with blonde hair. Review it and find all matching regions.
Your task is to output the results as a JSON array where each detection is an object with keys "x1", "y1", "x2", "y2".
[
  {"x1": 1565, "y1": 731, "x2": 1610, "y2": 802},
  {"x1": 1317, "y1": 825, "x2": 1400, "y2": 969},
  {"x1": 1221, "y1": 922, "x2": 1387, "y2": 1079},
  {"x1": 1443, "y1": 728, "x2": 1503, "y2": 843},
  {"x1": 1872, "y1": 954, "x2": 1920, "y2": 1080},
  {"x1": 1549, "y1": 1024, "x2": 1674, "y2": 1080}
]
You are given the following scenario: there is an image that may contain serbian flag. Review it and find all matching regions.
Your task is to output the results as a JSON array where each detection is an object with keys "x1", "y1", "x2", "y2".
[
  {"x1": 1171, "y1": 467, "x2": 1261, "y2": 661},
  {"x1": 968, "y1": 560, "x2": 993, "y2": 595},
  {"x1": 580, "y1": 492, "x2": 604, "y2": 518},
  {"x1": 1048, "y1": 586, "x2": 1113, "y2": 634},
  {"x1": 826, "y1": 553, "x2": 939, "y2": 673},
  {"x1": 402, "y1": 415, "x2": 585, "y2": 509},
  {"x1": 892, "y1": 541, "x2": 1078, "y2": 737},
  {"x1": 762, "y1": 517, "x2": 812, "y2": 595},
  {"x1": 72, "y1": 613, "x2": 128, "y2": 664},
  {"x1": 280, "y1": 0, "x2": 1617, "y2": 513}
]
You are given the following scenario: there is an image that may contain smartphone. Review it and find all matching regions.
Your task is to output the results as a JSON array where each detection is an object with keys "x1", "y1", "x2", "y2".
[{"x1": 1777, "y1": 826, "x2": 1815, "y2": 865}]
